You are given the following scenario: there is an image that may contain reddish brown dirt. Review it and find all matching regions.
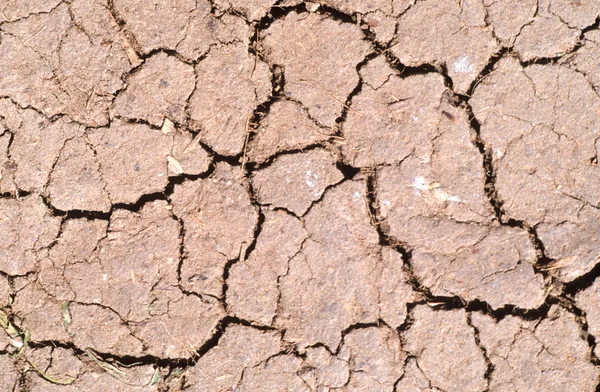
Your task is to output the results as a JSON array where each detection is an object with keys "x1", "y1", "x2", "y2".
[{"x1": 2, "y1": 1, "x2": 600, "y2": 391}]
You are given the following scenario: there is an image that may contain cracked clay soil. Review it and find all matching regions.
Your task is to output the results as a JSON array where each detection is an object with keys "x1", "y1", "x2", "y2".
[{"x1": 2, "y1": 0, "x2": 600, "y2": 391}]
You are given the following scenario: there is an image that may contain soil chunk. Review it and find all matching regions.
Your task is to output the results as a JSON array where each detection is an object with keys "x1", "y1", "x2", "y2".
[
  {"x1": 87, "y1": 120, "x2": 172, "y2": 205},
  {"x1": 276, "y1": 180, "x2": 409, "y2": 351},
  {"x1": 393, "y1": 0, "x2": 498, "y2": 93},
  {"x1": 189, "y1": 42, "x2": 271, "y2": 156},
  {"x1": 184, "y1": 325, "x2": 281, "y2": 391},
  {"x1": 227, "y1": 210, "x2": 308, "y2": 325},
  {"x1": 0, "y1": 195, "x2": 61, "y2": 275},
  {"x1": 171, "y1": 163, "x2": 259, "y2": 298},
  {"x1": 472, "y1": 306, "x2": 599, "y2": 391},
  {"x1": 261, "y1": 12, "x2": 371, "y2": 127},
  {"x1": 3, "y1": 1, "x2": 600, "y2": 389},
  {"x1": 403, "y1": 307, "x2": 487, "y2": 392},
  {"x1": 471, "y1": 58, "x2": 600, "y2": 282},
  {"x1": 246, "y1": 100, "x2": 335, "y2": 164},
  {"x1": 576, "y1": 277, "x2": 600, "y2": 358},
  {"x1": 112, "y1": 53, "x2": 195, "y2": 126},
  {"x1": 0, "y1": 100, "x2": 84, "y2": 194},
  {"x1": 0, "y1": 2, "x2": 130, "y2": 126},
  {"x1": 113, "y1": 0, "x2": 195, "y2": 54},
  {"x1": 339, "y1": 327, "x2": 405, "y2": 391},
  {"x1": 47, "y1": 137, "x2": 111, "y2": 212},
  {"x1": 251, "y1": 149, "x2": 343, "y2": 215}
]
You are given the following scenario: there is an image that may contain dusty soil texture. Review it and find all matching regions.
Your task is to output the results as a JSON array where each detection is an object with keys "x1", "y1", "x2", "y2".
[{"x1": 3, "y1": 0, "x2": 600, "y2": 391}]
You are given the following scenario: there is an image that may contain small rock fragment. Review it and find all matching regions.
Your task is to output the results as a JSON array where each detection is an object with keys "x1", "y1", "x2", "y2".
[
  {"x1": 167, "y1": 156, "x2": 183, "y2": 175},
  {"x1": 161, "y1": 118, "x2": 176, "y2": 135},
  {"x1": 169, "y1": 131, "x2": 212, "y2": 176}
]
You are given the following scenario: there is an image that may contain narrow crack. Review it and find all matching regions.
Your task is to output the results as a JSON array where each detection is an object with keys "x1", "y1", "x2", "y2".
[
  {"x1": 334, "y1": 51, "x2": 379, "y2": 134},
  {"x1": 221, "y1": 206, "x2": 265, "y2": 313},
  {"x1": 466, "y1": 312, "x2": 494, "y2": 391}
]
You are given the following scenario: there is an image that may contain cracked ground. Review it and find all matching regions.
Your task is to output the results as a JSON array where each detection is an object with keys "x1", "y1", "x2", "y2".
[{"x1": 2, "y1": 0, "x2": 600, "y2": 391}]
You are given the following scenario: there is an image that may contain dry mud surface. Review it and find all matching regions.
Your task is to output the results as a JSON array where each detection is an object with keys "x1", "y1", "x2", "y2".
[{"x1": 2, "y1": 0, "x2": 600, "y2": 391}]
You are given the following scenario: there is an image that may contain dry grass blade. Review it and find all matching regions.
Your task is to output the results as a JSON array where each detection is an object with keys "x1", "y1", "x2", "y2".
[
  {"x1": 85, "y1": 348, "x2": 127, "y2": 379},
  {"x1": 27, "y1": 360, "x2": 76, "y2": 385},
  {"x1": 62, "y1": 302, "x2": 75, "y2": 337},
  {"x1": 0, "y1": 309, "x2": 28, "y2": 354},
  {"x1": 84, "y1": 349, "x2": 158, "y2": 386}
]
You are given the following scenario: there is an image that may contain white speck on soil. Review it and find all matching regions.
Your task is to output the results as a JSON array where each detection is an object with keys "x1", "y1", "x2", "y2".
[
  {"x1": 412, "y1": 176, "x2": 461, "y2": 203},
  {"x1": 305, "y1": 170, "x2": 318, "y2": 188},
  {"x1": 412, "y1": 176, "x2": 429, "y2": 191},
  {"x1": 453, "y1": 55, "x2": 474, "y2": 74}
]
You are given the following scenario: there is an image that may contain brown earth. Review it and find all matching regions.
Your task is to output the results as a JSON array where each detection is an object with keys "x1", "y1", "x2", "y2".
[{"x1": 1, "y1": 0, "x2": 600, "y2": 391}]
